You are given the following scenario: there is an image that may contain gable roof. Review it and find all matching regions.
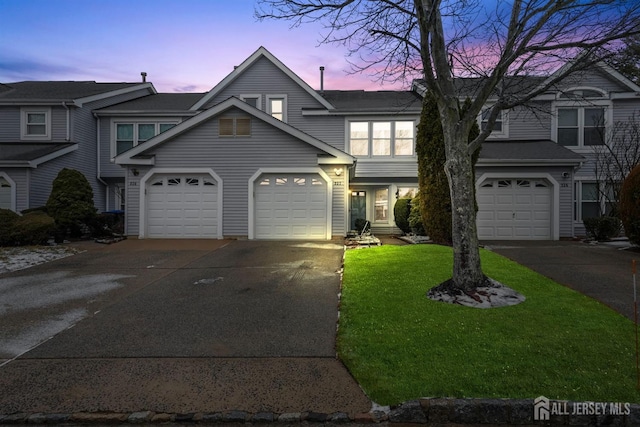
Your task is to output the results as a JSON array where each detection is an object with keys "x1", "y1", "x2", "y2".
[
  {"x1": 0, "y1": 81, "x2": 156, "y2": 106},
  {"x1": 317, "y1": 90, "x2": 422, "y2": 114},
  {"x1": 94, "y1": 93, "x2": 205, "y2": 116},
  {"x1": 0, "y1": 142, "x2": 78, "y2": 168},
  {"x1": 478, "y1": 140, "x2": 584, "y2": 166},
  {"x1": 115, "y1": 96, "x2": 354, "y2": 166},
  {"x1": 190, "y1": 46, "x2": 335, "y2": 111}
]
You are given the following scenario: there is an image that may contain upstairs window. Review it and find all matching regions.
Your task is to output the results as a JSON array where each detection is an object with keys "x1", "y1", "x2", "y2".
[
  {"x1": 21, "y1": 108, "x2": 51, "y2": 140},
  {"x1": 557, "y1": 107, "x2": 605, "y2": 147},
  {"x1": 267, "y1": 95, "x2": 287, "y2": 121},
  {"x1": 240, "y1": 94, "x2": 261, "y2": 110},
  {"x1": 479, "y1": 107, "x2": 508, "y2": 138},
  {"x1": 114, "y1": 121, "x2": 177, "y2": 155},
  {"x1": 348, "y1": 120, "x2": 415, "y2": 158}
]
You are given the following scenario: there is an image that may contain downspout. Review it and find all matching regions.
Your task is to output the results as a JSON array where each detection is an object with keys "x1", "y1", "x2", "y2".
[
  {"x1": 94, "y1": 112, "x2": 109, "y2": 211},
  {"x1": 62, "y1": 102, "x2": 70, "y2": 141}
]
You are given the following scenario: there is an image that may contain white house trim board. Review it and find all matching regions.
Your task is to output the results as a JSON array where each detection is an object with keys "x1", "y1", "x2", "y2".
[
  {"x1": 248, "y1": 167, "x2": 333, "y2": 240},
  {"x1": 0, "y1": 172, "x2": 16, "y2": 211},
  {"x1": 115, "y1": 97, "x2": 354, "y2": 166},
  {"x1": 191, "y1": 47, "x2": 335, "y2": 111},
  {"x1": 73, "y1": 83, "x2": 157, "y2": 107},
  {"x1": 138, "y1": 168, "x2": 223, "y2": 239},
  {"x1": 476, "y1": 172, "x2": 560, "y2": 240}
]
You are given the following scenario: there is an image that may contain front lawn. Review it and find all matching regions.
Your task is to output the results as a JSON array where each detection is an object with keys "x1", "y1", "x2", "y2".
[{"x1": 338, "y1": 244, "x2": 640, "y2": 405}]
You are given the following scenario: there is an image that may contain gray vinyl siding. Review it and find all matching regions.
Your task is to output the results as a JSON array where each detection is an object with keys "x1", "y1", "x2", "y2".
[
  {"x1": 557, "y1": 68, "x2": 630, "y2": 93},
  {"x1": 298, "y1": 115, "x2": 345, "y2": 150},
  {"x1": 501, "y1": 103, "x2": 552, "y2": 140},
  {"x1": 475, "y1": 165, "x2": 575, "y2": 238},
  {"x1": 0, "y1": 168, "x2": 29, "y2": 212},
  {"x1": 124, "y1": 110, "x2": 328, "y2": 237},
  {"x1": 0, "y1": 107, "x2": 19, "y2": 141},
  {"x1": 201, "y1": 56, "x2": 328, "y2": 131},
  {"x1": 323, "y1": 165, "x2": 347, "y2": 236}
]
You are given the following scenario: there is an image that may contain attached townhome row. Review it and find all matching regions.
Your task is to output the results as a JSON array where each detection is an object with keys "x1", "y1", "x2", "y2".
[{"x1": 1, "y1": 47, "x2": 639, "y2": 240}]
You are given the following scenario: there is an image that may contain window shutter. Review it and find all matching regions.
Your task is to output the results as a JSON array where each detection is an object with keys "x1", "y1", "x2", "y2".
[
  {"x1": 236, "y1": 118, "x2": 251, "y2": 136},
  {"x1": 219, "y1": 118, "x2": 234, "y2": 136}
]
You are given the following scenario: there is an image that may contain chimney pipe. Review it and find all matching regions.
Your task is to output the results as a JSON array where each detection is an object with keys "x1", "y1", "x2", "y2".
[
  {"x1": 141, "y1": 72, "x2": 147, "y2": 83},
  {"x1": 319, "y1": 66, "x2": 325, "y2": 92}
]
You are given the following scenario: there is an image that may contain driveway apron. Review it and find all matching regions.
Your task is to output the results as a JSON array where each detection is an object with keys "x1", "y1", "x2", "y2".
[
  {"x1": 485, "y1": 240, "x2": 638, "y2": 321},
  {"x1": 0, "y1": 240, "x2": 370, "y2": 415}
]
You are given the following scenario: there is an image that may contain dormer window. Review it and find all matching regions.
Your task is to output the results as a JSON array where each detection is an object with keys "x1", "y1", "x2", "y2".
[{"x1": 21, "y1": 108, "x2": 51, "y2": 140}]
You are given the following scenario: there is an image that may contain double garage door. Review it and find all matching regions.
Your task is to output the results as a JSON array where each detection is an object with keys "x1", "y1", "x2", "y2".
[
  {"x1": 145, "y1": 172, "x2": 328, "y2": 239},
  {"x1": 477, "y1": 178, "x2": 552, "y2": 240}
]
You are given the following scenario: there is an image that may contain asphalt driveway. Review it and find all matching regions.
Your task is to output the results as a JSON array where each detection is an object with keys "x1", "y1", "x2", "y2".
[
  {"x1": 0, "y1": 239, "x2": 370, "y2": 415},
  {"x1": 485, "y1": 240, "x2": 639, "y2": 321}
]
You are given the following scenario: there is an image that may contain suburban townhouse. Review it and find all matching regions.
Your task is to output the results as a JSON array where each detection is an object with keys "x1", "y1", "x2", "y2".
[{"x1": 1, "y1": 46, "x2": 639, "y2": 241}]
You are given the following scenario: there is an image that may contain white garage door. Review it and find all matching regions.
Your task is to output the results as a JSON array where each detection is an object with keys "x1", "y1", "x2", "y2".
[
  {"x1": 0, "y1": 177, "x2": 11, "y2": 210},
  {"x1": 255, "y1": 174, "x2": 328, "y2": 239},
  {"x1": 147, "y1": 174, "x2": 219, "y2": 238},
  {"x1": 477, "y1": 178, "x2": 551, "y2": 240}
]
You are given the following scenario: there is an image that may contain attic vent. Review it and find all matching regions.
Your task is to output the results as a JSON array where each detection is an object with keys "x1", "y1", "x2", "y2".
[{"x1": 219, "y1": 117, "x2": 251, "y2": 137}]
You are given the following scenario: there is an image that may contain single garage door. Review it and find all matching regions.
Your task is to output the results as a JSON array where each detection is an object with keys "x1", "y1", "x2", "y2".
[
  {"x1": 255, "y1": 173, "x2": 328, "y2": 239},
  {"x1": 147, "y1": 174, "x2": 219, "y2": 238},
  {"x1": 477, "y1": 178, "x2": 551, "y2": 240}
]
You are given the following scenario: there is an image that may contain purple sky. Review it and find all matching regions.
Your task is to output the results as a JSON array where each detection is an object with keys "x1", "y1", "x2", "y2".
[{"x1": 0, "y1": 0, "x2": 405, "y2": 93}]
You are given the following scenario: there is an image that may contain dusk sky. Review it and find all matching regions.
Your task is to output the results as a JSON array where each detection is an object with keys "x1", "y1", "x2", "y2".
[{"x1": 0, "y1": 0, "x2": 403, "y2": 93}]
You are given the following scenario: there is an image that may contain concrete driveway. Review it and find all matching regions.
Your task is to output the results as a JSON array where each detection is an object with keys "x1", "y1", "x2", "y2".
[
  {"x1": 485, "y1": 240, "x2": 639, "y2": 321},
  {"x1": 0, "y1": 239, "x2": 370, "y2": 415}
]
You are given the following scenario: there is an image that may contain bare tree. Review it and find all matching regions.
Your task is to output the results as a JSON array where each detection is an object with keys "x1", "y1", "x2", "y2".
[
  {"x1": 593, "y1": 111, "x2": 640, "y2": 217},
  {"x1": 257, "y1": 0, "x2": 640, "y2": 296}
]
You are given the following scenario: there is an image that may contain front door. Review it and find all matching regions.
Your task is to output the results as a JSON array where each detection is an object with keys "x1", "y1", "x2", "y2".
[{"x1": 350, "y1": 191, "x2": 367, "y2": 230}]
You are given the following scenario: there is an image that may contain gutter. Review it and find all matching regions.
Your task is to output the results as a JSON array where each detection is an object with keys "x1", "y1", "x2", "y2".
[
  {"x1": 94, "y1": 112, "x2": 110, "y2": 210},
  {"x1": 62, "y1": 102, "x2": 70, "y2": 141}
]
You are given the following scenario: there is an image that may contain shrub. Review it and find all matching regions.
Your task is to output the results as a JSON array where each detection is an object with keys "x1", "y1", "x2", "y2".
[
  {"x1": 393, "y1": 198, "x2": 412, "y2": 234},
  {"x1": 10, "y1": 211, "x2": 55, "y2": 245},
  {"x1": 409, "y1": 196, "x2": 426, "y2": 235},
  {"x1": 0, "y1": 209, "x2": 20, "y2": 246},
  {"x1": 583, "y1": 216, "x2": 622, "y2": 241},
  {"x1": 46, "y1": 168, "x2": 97, "y2": 238},
  {"x1": 619, "y1": 164, "x2": 640, "y2": 245}
]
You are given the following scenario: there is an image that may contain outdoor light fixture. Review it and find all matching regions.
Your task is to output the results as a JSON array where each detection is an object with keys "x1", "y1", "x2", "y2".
[
  {"x1": 334, "y1": 167, "x2": 343, "y2": 176},
  {"x1": 132, "y1": 168, "x2": 140, "y2": 176}
]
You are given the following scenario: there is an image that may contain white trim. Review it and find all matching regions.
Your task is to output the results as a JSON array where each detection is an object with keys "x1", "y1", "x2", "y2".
[
  {"x1": 21, "y1": 107, "x2": 51, "y2": 140},
  {"x1": 138, "y1": 168, "x2": 223, "y2": 239},
  {"x1": 191, "y1": 47, "x2": 335, "y2": 111},
  {"x1": 551, "y1": 100, "x2": 613, "y2": 148},
  {"x1": 115, "y1": 97, "x2": 354, "y2": 166},
  {"x1": 74, "y1": 83, "x2": 156, "y2": 107},
  {"x1": 476, "y1": 172, "x2": 560, "y2": 240},
  {"x1": 0, "y1": 172, "x2": 17, "y2": 212},
  {"x1": 248, "y1": 167, "x2": 332, "y2": 240},
  {"x1": 346, "y1": 118, "x2": 418, "y2": 159},
  {"x1": 266, "y1": 94, "x2": 288, "y2": 122}
]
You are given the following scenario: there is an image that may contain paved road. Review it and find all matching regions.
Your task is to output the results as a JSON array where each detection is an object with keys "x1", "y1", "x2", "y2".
[
  {"x1": 0, "y1": 239, "x2": 370, "y2": 415},
  {"x1": 485, "y1": 240, "x2": 639, "y2": 321}
]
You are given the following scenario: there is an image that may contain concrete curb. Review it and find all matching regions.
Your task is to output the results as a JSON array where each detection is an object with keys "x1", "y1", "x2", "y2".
[{"x1": 2, "y1": 398, "x2": 639, "y2": 426}]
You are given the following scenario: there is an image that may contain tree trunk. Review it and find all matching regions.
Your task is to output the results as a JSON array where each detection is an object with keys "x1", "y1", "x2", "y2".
[{"x1": 443, "y1": 126, "x2": 485, "y2": 292}]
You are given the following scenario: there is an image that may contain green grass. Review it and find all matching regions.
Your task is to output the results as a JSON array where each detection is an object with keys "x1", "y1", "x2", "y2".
[{"x1": 338, "y1": 244, "x2": 640, "y2": 405}]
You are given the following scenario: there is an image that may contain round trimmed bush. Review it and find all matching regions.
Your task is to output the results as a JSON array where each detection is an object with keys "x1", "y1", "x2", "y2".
[
  {"x1": 394, "y1": 198, "x2": 411, "y2": 234},
  {"x1": 11, "y1": 211, "x2": 55, "y2": 245},
  {"x1": 619, "y1": 164, "x2": 640, "y2": 245},
  {"x1": 46, "y1": 168, "x2": 97, "y2": 238}
]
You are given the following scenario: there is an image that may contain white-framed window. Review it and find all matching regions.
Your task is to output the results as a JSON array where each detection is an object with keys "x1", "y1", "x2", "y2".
[
  {"x1": 240, "y1": 94, "x2": 261, "y2": 110},
  {"x1": 553, "y1": 88, "x2": 610, "y2": 148},
  {"x1": 573, "y1": 181, "x2": 617, "y2": 221},
  {"x1": 374, "y1": 187, "x2": 389, "y2": 222},
  {"x1": 113, "y1": 121, "x2": 177, "y2": 155},
  {"x1": 266, "y1": 95, "x2": 287, "y2": 121},
  {"x1": 479, "y1": 106, "x2": 508, "y2": 138},
  {"x1": 348, "y1": 120, "x2": 416, "y2": 158},
  {"x1": 219, "y1": 117, "x2": 251, "y2": 137},
  {"x1": 21, "y1": 108, "x2": 51, "y2": 140}
]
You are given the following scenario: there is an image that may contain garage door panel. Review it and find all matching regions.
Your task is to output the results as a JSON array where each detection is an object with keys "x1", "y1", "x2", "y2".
[
  {"x1": 255, "y1": 173, "x2": 328, "y2": 240},
  {"x1": 146, "y1": 174, "x2": 219, "y2": 238},
  {"x1": 478, "y1": 178, "x2": 551, "y2": 240}
]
